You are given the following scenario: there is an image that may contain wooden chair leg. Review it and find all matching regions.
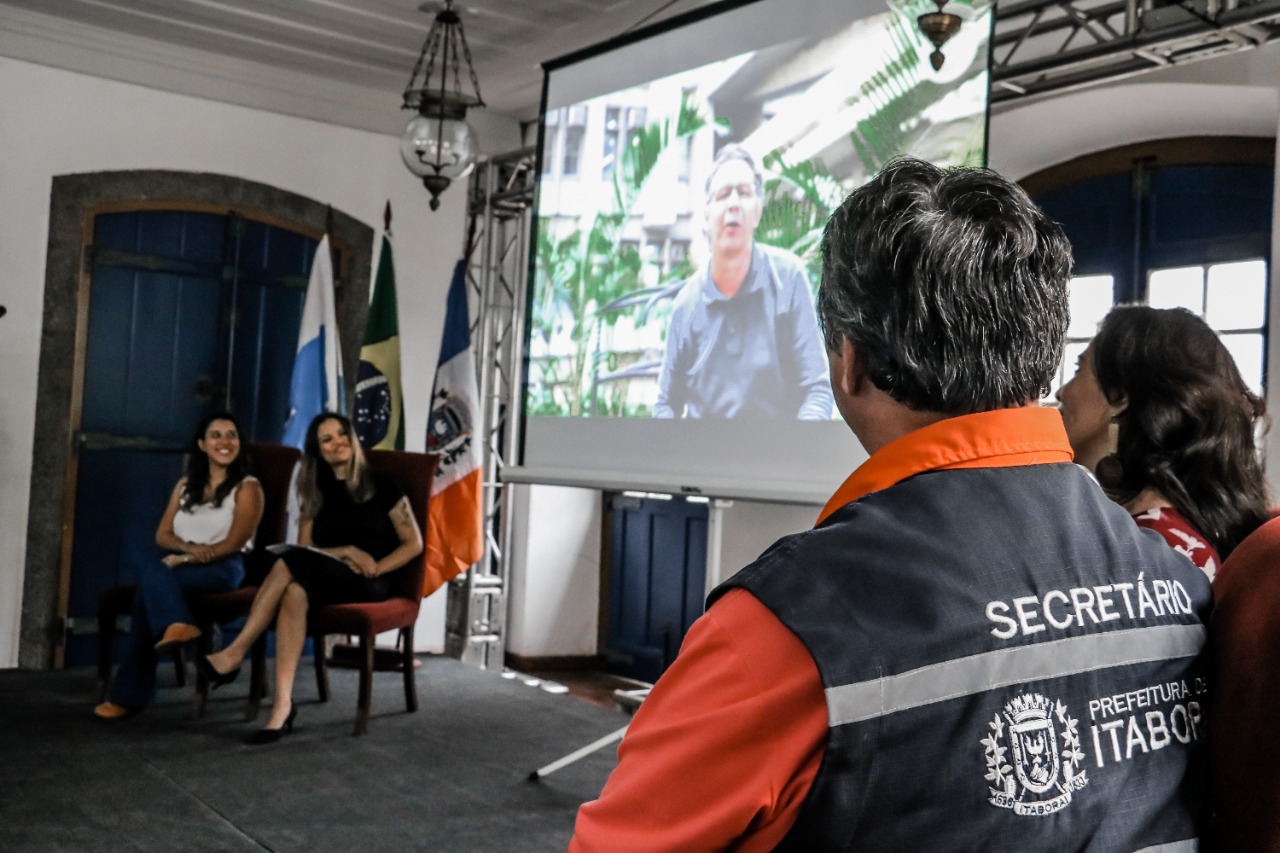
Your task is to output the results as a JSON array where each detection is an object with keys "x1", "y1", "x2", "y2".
[
  {"x1": 173, "y1": 649, "x2": 187, "y2": 687},
  {"x1": 314, "y1": 633, "x2": 330, "y2": 703},
  {"x1": 354, "y1": 633, "x2": 373, "y2": 736},
  {"x1": 402, "y1": 626, "x2": 417, "y2": 713},
  {"x1": 95, "y1": 606, "x2": 116, "y2": 703},
  {"x1": 193, "y1": 629, "x2": 212, "y2": 718}
]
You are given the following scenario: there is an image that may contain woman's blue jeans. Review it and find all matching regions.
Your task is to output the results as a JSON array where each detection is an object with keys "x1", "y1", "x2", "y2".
[{"x1": 108, "y1": 553, "x2": 244, "y2": 709}]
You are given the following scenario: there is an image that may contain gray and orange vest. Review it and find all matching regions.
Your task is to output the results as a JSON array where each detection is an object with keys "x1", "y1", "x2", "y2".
[{"x1": 714, "y1": 463, "x2": 1210, "y2": 852}]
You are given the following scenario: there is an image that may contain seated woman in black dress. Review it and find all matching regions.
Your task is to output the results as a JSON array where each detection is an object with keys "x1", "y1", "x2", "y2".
[{"x1": 201, "y1": 412, "x2": 422, "y2": 743}]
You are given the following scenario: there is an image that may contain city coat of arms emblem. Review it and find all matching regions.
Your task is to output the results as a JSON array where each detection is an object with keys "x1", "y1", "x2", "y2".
[{"x1": 983, "y1": 692, "x2": 1088, "y2": 816}]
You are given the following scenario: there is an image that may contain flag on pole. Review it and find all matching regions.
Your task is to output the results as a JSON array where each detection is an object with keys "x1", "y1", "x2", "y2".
[
  {"x1": 354, "y1": 232, "x2": 405, "y2": 450},
  {"x1": 424, "y1": 260, "x2": 484, "y2": 596},
  {"x1": 282, "y1": 234, "x2": 344, "y2": 448}
]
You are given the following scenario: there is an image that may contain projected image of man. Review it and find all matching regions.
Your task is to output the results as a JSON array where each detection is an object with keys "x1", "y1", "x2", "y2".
[{"x1": 653, "y1": 145, "x2": 833, "y2": 419}]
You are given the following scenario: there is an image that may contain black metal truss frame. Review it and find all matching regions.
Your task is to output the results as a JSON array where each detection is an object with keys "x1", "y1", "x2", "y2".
[{"x1": 992, "y1": 0, "x2": 1280, "y2": 103}]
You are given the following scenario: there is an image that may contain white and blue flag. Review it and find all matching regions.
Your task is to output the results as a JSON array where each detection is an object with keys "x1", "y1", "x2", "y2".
[{"x1": 282, "y1": 234, "x2": 344, "y2": 448}]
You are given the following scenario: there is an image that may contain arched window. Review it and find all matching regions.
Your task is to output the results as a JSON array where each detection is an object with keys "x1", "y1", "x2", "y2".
[{"x1": 1024, "y1": 137, "x2": 1274, "y2": 395}]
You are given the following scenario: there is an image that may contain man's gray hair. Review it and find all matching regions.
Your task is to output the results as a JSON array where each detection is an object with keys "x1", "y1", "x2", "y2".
[
  {"x1": 705, "y1": 143, "x2": 764, "y2": 198},
  {"x1": 819, "y1": 157, "x2": 1073, "y2": 414}
]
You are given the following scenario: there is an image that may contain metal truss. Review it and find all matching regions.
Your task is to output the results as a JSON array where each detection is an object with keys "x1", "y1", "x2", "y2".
[
  {"x1": 443, "y1": 147, "x2": 537, "y2": 670},
  {"x1": 992, "y1": 0, "x2": 1280, "y2": 103}
]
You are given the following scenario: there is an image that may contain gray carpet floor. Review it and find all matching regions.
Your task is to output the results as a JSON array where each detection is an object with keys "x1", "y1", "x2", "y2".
[{"x1": 0, "y1": 656, "x2": 623, "y2": 851}]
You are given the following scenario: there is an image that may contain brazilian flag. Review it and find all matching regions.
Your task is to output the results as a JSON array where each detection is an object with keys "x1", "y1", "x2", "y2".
[{"x1": 354, "y1": 234, "x2": 405, "y2": 450}]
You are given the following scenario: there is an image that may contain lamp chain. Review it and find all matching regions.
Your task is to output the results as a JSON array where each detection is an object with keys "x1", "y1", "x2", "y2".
[
  {"x1": 422, "y1": 31, "x2": 441, "y2": 100},
  {"x1": 403, "y1": 32, "x2": 432, "y2": 100},
  {"x1": 451, "y1": 32, "x2": 464, "y2": 101},
  {"x1": 457, "y1": 21, "x2": 484, "y2": 104}
]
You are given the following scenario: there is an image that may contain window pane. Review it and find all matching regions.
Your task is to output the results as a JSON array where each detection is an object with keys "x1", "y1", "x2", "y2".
[
  {"x1": 1066, "y1": 275, "x2": 1114, "y2": 338},
  {"x1": 602, "y1": 106, "x2": 620, "y2": 178},
  {"x1": 562, "y1": 126, "x2": 584, "y2": 176},
  {"x1": 541, "y1": 127, "x2": 558, "y2": 175},
  {"x1": 1148, "y1": 266, "x2": 1205, "y2": 314},
  {"x1": 668, "y1": 240, "x2": 688, "y2": 266},
  {"x1": 1206, "y1": 260, "x2": 1267, "y2": 331},
  {"x1": 1220, "y1": 333, "x2": 1265, "y2": 396}
]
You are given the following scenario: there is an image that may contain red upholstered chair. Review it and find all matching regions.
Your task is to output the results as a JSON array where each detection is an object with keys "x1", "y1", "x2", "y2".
[
  {"x1": 306, "y1": 448, "x2": 437, "y2": 735},
  {"x1": 1206, "y1": 516, "x2": 1280, "y2": 851},
  {"x1": 94, "y1": 441, "x2": 298, "y2": 706}
]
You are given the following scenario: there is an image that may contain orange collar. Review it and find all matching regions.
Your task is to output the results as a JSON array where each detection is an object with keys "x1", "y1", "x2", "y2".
[{"x1": 816, "y1": 407, "x2": 1073, "y2": 525}]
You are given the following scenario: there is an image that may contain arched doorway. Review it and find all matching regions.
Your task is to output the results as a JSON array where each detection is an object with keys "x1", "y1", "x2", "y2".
[{"x1": 20, "y1": 171, "x2": 373, "y2": 669}]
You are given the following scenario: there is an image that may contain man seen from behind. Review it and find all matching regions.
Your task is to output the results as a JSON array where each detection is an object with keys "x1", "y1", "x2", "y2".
[{"x1": 571, "y1": 157, "x2": 1211, "y2": 852}]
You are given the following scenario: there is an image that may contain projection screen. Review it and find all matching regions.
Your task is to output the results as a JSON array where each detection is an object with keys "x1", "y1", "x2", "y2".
[{"x1": 507, "y1": 0, "x2": 993, "y2": 504}]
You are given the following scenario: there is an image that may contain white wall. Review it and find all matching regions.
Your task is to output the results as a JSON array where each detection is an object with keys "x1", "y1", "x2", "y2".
[
  {"x1": 707, "y1": 499, "x2": 822, "y2": 591},
  {"x1": 505, "y1": 485, "x2": 603, "y2": 657},
  {"x1": 988, "y1": 81, "x2": 1280, "y2": 180},
  {"x1": 0, "y1": 57, "x2": 520, "y2": 666}
]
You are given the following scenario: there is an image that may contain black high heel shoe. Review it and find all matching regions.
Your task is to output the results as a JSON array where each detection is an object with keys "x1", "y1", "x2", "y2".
[
  {"x1": 247, "y1": 705, "x2": 297, "y2": 745},
  {"x1": 198, "y1": 655, "x2": 241, "y2": 690}
]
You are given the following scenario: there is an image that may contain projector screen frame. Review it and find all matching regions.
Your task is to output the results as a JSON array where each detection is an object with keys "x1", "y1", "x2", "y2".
[{"x1": 511, "y1": 0, "x2": 994, "y2": 503}]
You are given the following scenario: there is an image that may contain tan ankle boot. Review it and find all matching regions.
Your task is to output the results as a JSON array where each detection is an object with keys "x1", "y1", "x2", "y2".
[
  {"x1": 154, "y1": 623, "x2": 202, "y2": 654},
  {"x1": 93, "y1": 701, "x2": 137, "y2": 720}
]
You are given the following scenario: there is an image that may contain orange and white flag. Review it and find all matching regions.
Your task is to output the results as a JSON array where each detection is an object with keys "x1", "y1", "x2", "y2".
[{"x1": 424, "y1": 260, "x2": 484, "y2": 595}]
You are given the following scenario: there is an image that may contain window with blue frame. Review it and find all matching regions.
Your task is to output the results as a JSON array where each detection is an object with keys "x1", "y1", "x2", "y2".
[{"x1": 1032, "y1": 150, "x2": 1274, "y2": 395}]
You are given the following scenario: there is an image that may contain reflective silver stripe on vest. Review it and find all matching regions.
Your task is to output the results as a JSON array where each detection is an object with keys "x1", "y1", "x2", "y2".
[
  {"x1": 826, "y1": 624, "x2": 1206, "y2": 727},
  {"x1": 1132, "y1": 840, "x2": 1198, "y2": 853}
]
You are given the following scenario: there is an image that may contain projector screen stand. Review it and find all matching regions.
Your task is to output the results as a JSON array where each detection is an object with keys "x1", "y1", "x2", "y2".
[{"x1": 528, "y1": 687, "x2": 650, "y2": 781}]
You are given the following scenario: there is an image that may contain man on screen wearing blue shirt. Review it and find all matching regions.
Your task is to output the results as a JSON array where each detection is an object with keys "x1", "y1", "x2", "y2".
[{"x1": 654, "y1": 145, "x2": 833, "y2": 419}]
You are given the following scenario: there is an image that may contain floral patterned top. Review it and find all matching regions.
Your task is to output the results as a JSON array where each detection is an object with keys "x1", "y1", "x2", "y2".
[{"x1": 1132, "y1": 506, "x2": 1220, "y2": 582}]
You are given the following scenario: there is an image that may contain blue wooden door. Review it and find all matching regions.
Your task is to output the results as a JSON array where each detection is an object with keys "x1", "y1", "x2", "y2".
[
  {"x1": 604, "y1": 495, "x2": 708, "y2": 683},
  {"x1": 64, "y1": 210, "x2": 317, "y2": 666},
  {"x1": 228, "y1": 219, "x2": 317, "y2": 439}
]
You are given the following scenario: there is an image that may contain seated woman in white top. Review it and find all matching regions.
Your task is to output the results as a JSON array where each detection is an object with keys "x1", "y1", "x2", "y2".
[{"x1": 94, "y1": 412, "x2": 264, "y2": 719}]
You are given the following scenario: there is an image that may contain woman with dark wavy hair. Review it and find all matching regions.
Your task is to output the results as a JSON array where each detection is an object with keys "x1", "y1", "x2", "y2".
[
  {"x1": 94, "y1": 411, "x2": 263, "y2": 719},
  {"x1": 1057, "y1": 305, "x2": 1269, "y2": 580}
]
